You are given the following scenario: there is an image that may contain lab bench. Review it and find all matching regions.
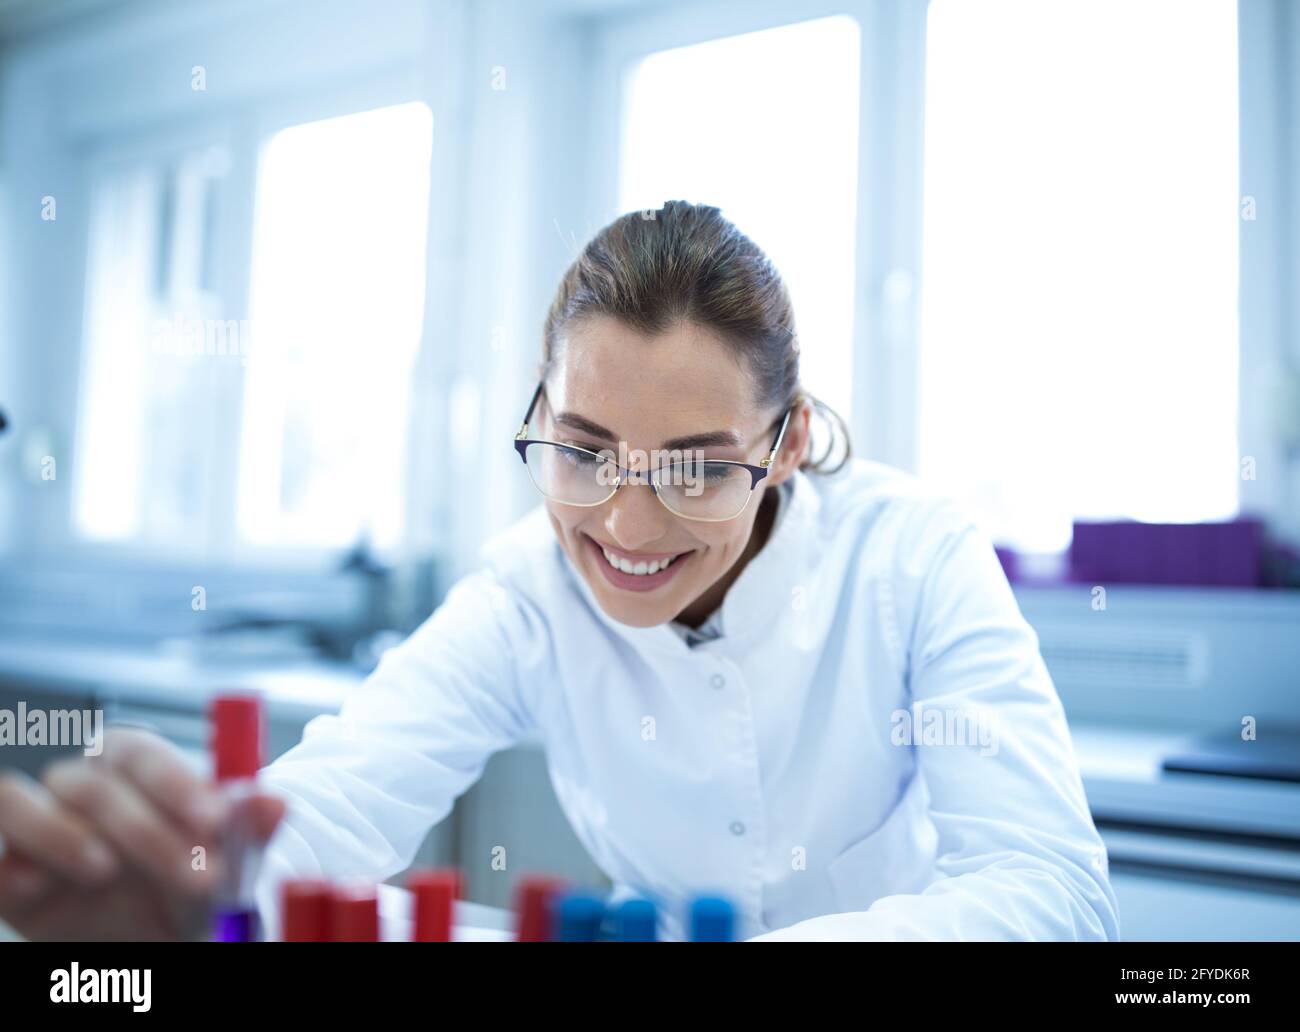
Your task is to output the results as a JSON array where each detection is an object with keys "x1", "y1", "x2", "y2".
[
  {"x1": 1073, "y1": 724, "x2": 1300, "y2": 941},
  {"x1": 4, "y1": 632, "x2": 1299, "y2": 940}
]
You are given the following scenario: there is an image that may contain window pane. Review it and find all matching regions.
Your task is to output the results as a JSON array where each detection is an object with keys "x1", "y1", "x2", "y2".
[
  {"x1": 618, "y1": 16, "x2": 860, "y2": 423},
  {"x1": 73, "y1": 167, "x2": 155, "y2": 541},
  {"x1": 238, "y1": 101, "x2": 433, "y2": 549},
  {"x1": 919, "y1": 0, "x2": 1239, "y2": 552},
  {"x1": 74, "y1": 150, "x2": 228, "y2": 544}
]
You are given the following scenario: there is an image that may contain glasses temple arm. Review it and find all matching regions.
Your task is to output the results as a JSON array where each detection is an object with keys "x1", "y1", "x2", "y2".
[
  {"x1": 759, "y1": 405, "x2": 794, "y2": 468},
  {"x1": 515, "y1": 380, "x2": 545, "y2": 439}
]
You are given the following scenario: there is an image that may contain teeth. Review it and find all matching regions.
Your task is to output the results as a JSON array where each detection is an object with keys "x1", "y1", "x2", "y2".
[{"x1": 602, "y1": 546, "x2": 679, "y2": 576}]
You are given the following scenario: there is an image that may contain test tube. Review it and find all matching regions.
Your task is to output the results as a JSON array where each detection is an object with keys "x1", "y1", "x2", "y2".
[
  {"x1": 556, "y1": 892, "x2": 605, "y2": 941},
  {"x1": 330, "y1": 883, "x2": 380, "y2": 942},
  {"x1": 513, "y1": 874, "x2": 568, "y2": 942},
  {"x1": 689, "y1": 896, "x2": 735, "y2": 942},
  {"x1": 281, "y1": 878, "x2": 333, "y2": 942},
  {"x1": 209, "y1": 693, "x2": 267, "y2": 942},
  {"x1": 409, "y1": 868, "x2": 462, "y2": 942},
  {"x1": 615, "y1": 898, "x2": 657, "y2": 942}
]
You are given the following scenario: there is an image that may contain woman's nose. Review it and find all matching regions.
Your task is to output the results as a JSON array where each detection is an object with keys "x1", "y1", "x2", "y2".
[{"x1": 603, "y1": 478, "x2": 672, "y2": 551}]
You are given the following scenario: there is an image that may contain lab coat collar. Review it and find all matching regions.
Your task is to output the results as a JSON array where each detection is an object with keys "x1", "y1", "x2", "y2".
[{"x1": 559, "y1": 469, "x2": 818, "y2": 658}]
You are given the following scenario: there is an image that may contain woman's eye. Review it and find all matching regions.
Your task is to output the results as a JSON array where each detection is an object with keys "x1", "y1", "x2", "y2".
[
  {"x1": 560, "y1": 448, "x2": 601, "y2": 468},
  {"x1": 663, "y1": 462, "x2": 734, "y2": 485}
]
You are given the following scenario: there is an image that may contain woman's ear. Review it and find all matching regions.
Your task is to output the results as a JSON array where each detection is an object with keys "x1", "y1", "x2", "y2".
[{"x1": 768, "y1": 401, "x2": 812, "y2": 485}]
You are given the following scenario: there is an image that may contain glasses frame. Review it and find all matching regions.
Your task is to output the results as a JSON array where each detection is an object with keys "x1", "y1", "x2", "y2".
[{"x1": 512, "y1": 380, "x2": 794, "y2": 523}]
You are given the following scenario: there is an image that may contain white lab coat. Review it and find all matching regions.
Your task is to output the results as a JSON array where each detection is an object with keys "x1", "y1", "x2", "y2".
[{"x1": 254, "y1": 459, "x2": 1120, "y2": 941}]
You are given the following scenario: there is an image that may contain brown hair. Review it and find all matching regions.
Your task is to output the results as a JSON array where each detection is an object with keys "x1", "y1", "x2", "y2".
[{"x1": 541, "y1": 200, "x2": 851, "y2": 475}]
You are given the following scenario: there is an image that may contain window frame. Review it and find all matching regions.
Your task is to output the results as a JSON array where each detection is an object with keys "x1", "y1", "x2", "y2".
[
  {"x1": 590, "y1": 0, "x2": 1292, "y2": 550},
  {"x1": 586, "y1": 0, "x2": 930, "y2": 473},
  {"x1": 1237, "y1": 0, "x2": 1298, "y2": 544},
  {"x1": 45, "y1": 50, "x2": 443, "y2": 571}
]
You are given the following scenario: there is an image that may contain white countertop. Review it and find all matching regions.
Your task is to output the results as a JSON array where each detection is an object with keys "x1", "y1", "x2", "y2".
[
  {"x1": 0, "y1": 633, "x2": 360, "y2": 720},
  {"x1": 1072, "y1": 722, "x2": 1300, "y2": 839}
]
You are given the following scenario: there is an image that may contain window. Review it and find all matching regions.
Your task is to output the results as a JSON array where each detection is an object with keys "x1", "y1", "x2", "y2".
[
  {"x1": 72, "y1": 101, "x2": 433, "y2": 554},
  {"x1": 238, "y1": 101, "x2": 433, "y2": 549},
  {"x1": 618, "y1": 16, "x2": 861, "y2": 423},
  {"x1": 918, "y1": 0, "x2": 1240, "y2": 552},
  {"x1": 74, "y1": 146, "x2": 231, "y2": 544}
]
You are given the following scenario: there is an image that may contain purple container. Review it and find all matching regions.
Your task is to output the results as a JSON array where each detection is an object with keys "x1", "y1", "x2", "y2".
[{"x1": 1069, "y1": 518, "x2": 1264, "y2": 587}]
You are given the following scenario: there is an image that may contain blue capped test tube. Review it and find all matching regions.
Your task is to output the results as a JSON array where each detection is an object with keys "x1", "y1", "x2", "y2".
[
  {"x1": 615, "y1": 898, "x2": 657, "y2": 941},
  {"x1": 689, "y1": 895, "x2": 734, "y2": 942},
  {"x1": 556, "y1": 892, "x2": 606, "y2": 941}
]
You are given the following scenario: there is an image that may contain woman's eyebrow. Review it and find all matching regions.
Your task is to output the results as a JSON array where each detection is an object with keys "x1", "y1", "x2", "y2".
[
  {"x1": 661, "y1": 429, "x2": 743, "y2": 451},
  {"x1": 554, "y1": 412, "x2": 617, "y2": 442},
  {"x1": 555, "y1": 412, "x2": 744, "y2": 451}
]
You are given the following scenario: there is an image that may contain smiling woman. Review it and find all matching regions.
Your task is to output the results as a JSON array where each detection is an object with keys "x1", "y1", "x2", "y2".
[
  {"x1": 244, "y1": 199, "x2": 1115, "y2": 942},
  {"x1": 0, "y1": 200, "x2": 1121, "y2": 945},
  {"x1": 523, "y1": 316, "x2": 803, "y2": 629},
  {"x1": 514, "y1": 201, "x2": 848, "y2": 630}
]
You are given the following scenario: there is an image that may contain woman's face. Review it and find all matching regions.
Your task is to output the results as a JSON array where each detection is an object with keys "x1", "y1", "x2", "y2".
[{"x1": 536, "y1": 315, "x2": 809, "y2": 629}]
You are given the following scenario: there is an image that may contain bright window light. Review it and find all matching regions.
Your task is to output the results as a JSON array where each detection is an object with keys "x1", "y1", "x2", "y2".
[
  {"x1": 619, "y1": 16, "x2": 860, "y2": 423},
  {"x1": 238, "y1": 101, "x2": 433, "y2": 549},
  {"x1": 74, "y1": 169, "x2": 154, "y2": 541},
  {"x1": 74, "y1": 153, "x2": 224, "y2": 545},
  {"x1": 919, "y1": 0, "x2": 1240, "y2": 552}
]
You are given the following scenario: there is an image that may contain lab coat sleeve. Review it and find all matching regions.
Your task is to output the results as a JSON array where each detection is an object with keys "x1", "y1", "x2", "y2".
[
  {"x1": 751, "y1": 504, "x2": 1121, "y2": 942},
  {"x1": 252, "y1": 567, "x2": 535, "y2": 939}
]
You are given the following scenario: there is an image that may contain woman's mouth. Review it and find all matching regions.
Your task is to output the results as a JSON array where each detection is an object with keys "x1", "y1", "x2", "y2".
[{"x1": 583, "y1": 533, "x2": 694, "y2": 593}]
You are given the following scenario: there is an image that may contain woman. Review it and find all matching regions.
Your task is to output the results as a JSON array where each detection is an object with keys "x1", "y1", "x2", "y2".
[{"x1": 0, "y1": 201, "x2": 1118, "y2": 941}]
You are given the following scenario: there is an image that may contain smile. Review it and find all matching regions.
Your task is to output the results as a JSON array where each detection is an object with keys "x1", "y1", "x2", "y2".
[{"x1": 583, "y1": 534, "x2": 694, "y2": 592}]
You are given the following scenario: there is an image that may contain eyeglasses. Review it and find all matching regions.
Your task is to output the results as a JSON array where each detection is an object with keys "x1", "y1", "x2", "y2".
[{"x1": 512, "y1": 380, "x2": 794, "y2": 522}]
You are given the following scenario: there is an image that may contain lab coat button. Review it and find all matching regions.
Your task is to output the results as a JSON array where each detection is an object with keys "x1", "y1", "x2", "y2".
[
  {"x1": 710, "y1": 674, "x2": 725, "y2": 690},
  {"x1": 729, "y1": 820, "x2": 746, "y2": 836}
]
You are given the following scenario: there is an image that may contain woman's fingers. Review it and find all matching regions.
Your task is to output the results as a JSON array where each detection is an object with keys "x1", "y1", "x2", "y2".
[
  {"x1": 43, "y1": 758, "x2": 210, "y2": 896},
  {"x1": 105, "y1": 728, "x2": 227, "y2": 838},
  {"x1": 0, "y1": 729, "x2": 284, "y2": 932},
  {"x1": 0, "y1": 852, "x2": 54, "y2": 909},
  {"x1": 103, "y1": 729, "x2": 284, "y2": 847},
  {"x1": 247, "y1": 793, "x2": 287, "y2": 841},
  {"x1": 0, "y1": 770, "x2": 118, "y2": 886}
]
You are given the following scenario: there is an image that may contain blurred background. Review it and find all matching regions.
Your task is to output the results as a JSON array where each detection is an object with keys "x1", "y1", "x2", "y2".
[{"x1": 0, "y1": 0, "x2": 1297, "y2": 939}]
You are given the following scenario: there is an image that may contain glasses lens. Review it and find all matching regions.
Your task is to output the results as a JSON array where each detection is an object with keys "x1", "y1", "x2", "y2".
[
  {"x1": 524, "y1": 442, "x2": 618, "y2": 505},
  {"x1": 654, "y1": 460, "x2": 754, "y2": 520}
]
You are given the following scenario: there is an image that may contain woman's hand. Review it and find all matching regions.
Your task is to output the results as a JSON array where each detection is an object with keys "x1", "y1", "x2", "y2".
[{"x1": 0, "y1": 726, "x2": 285, "y2": 941}]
